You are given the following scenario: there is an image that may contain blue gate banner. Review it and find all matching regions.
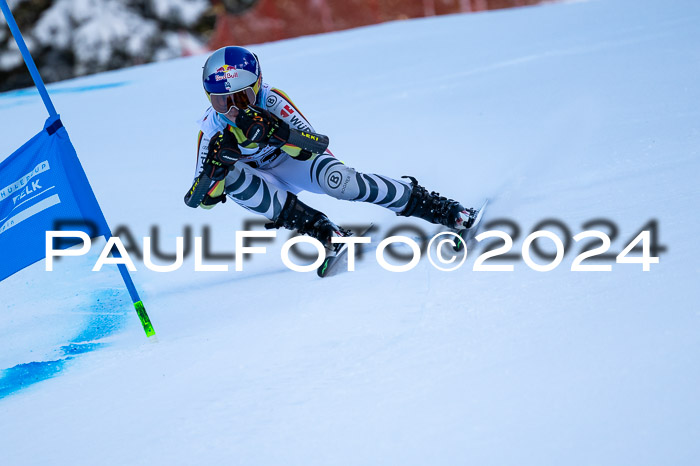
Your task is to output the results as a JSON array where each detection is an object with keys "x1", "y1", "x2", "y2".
[{"x1": 0, "y1": 117, "x2": 110, "y2": 281}]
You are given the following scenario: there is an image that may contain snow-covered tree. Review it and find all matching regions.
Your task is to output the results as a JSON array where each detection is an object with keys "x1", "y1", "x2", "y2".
[{"x1": 0, "y1": 0, "x2": 214, "y2": 91}]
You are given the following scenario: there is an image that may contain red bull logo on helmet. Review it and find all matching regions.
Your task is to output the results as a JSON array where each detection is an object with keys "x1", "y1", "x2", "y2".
[{"x1": 215, "y1": 64, "x2": 238, "y2": 81}]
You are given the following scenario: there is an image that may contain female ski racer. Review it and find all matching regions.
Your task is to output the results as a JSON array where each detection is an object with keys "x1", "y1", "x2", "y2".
[{"x1": 187, "y1": 46, "x2": 477, "y2": 246}]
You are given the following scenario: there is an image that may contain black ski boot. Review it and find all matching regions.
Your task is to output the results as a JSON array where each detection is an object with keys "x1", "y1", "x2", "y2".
[
  {"x1": 267, "y1": 193, "x2": 347, "y2": 247},
  {"x1": 397, "y1": 176, "x2": 476, "y2": 230}
]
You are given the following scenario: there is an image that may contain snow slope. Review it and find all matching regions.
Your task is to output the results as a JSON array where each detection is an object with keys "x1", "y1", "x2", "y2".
[{"x1": 1, "y1": 0, "x2": 700, "y2": 464}]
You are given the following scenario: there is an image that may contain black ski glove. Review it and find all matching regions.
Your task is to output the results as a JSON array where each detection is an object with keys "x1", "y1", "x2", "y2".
[
  {"x1": 201, "y1": 130, "x2": 241, "y2": 181},
  {"x1": 202, "y1": 190, "x2": 227, "y2": 207},
  {"x1": 235, "y1": 106, "x2": 290, "y2": 147}
]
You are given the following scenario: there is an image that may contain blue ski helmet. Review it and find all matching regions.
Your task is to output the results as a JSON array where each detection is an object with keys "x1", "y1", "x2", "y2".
[{"x1": 202, "y1": 46, "x2": 262, "y2": 114}]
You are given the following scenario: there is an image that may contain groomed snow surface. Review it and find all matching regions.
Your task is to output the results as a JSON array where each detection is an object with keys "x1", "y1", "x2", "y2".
[{"x1": 1, "y1": 0, "x2": 699, "y2": 464}]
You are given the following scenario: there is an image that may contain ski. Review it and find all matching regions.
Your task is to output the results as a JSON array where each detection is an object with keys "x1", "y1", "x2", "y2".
[
  {"x1": 454, "y1": 199, "x2": 489, "y2": 252},
  {"x1": 317, "y1": 223, "x2": 374, "y2": 278}
]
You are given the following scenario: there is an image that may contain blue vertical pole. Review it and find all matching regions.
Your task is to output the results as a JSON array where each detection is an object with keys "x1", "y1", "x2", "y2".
[
  {"x1": 0, "y1": 0, "x2": 57, "y2": 118},
  {"x1": 105, "y1": 233, "x2": 156, "y2": 337},
  {"x1": 1, "y1": 0, "x2": 155, "y2": 337}
]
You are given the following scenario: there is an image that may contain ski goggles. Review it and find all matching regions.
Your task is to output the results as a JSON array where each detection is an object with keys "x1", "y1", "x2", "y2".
[{"x1": 209, "y1": 86, "x2": 256, "y2": 114}]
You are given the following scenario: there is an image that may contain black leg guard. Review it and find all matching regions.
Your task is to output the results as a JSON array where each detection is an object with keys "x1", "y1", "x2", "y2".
[
  {"x1": 397, "y1": 176, "x2": 475, "y2": 229},
  {"x1": 266, "y1": 193, "x2": 345, "y2": 246}
]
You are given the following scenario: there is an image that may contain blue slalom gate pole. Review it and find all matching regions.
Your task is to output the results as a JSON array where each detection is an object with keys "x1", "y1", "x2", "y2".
[
  {"x1": 105, "y1": 231, "x2": 156, "y2": 337},
  {"x1": 1, "y1": 0, "x2": 155, "y2": 337},
  {"x1": 0, "y1": 0, "x2": 57, "y2": 119}
]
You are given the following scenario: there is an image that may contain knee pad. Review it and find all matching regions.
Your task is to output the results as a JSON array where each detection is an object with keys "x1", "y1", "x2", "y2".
[{"x1": 319, "y1": 163, "x2": 359, "y2": 200}]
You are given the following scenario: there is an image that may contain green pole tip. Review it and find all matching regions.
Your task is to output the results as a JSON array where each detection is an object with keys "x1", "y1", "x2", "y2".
[{"x1": 134, "y1": 301, "x2": 156, "y2": 337}]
